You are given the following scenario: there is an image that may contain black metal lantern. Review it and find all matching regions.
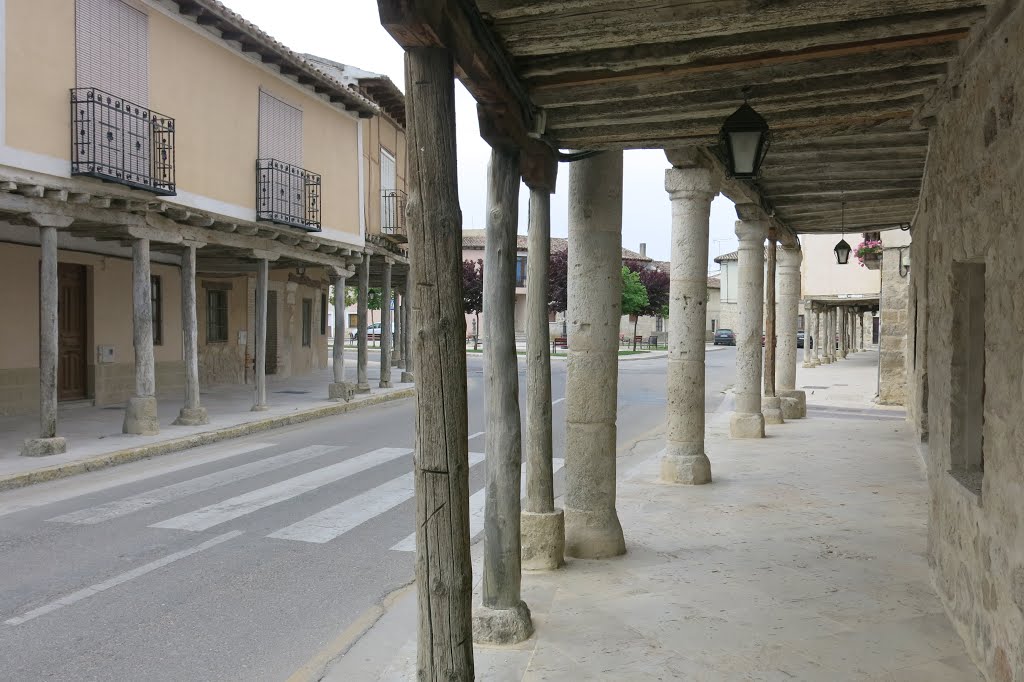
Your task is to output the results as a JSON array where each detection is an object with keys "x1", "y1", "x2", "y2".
[
  {"x1": 834, "y1": 238, "x2": 852, "y2": 265},
  {"x1": 719, "y1": 103, "x2": 771, "y2": 179}
]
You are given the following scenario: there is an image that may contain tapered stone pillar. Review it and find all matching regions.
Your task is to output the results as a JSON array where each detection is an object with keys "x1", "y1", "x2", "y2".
[
  {"x1": 328, "y1": 272, "x2": 354, "y2": 401},
  {"x1": 174, "y1": 243, "x2": 209, "y2": 425},
  {"x1": 252, "y1": 258, "x2": 269, "y2": 411},
  {"x1": 802, "y1": 301, "x2": 815, "y2": 368},
  {"x1": 821, "y1": 308, "x2": 833, "y2": 364},
  {"x1": 23, "y1": 223, "x2": 67, "y2": 456},
  {"x1": 356, "y1": 257, "x2": 370, "y2": 393},
  {"x1": 123, "y1": 238, "x2": 160, "y2": 434},
  {"x1": 564, "y1": 151, "x2": 626, "y2": 559},
  {"x1": 730, "y1": 206, "x2": 768, "y2": 438},
  {"x1": 474, "y1": 147, "x2": 532, "y2": 645},
  {"x1": 777, "y1": 247, "x2": 805, "y2": 418},
  {"x1": 661, "y1": 160, "x2": 718, "y2": 484},
  {"x1": 838, "y1": 307, "x2": 848, "y2": 359},
  {"x1": 762, "y1": 238, "x2": 784, "y2": 426},
  {"x1": 522, "y1": 185, "x2": 564, "y2": 571},
  {"x1": 860, "y1": 310, "x2": 867, "y2": 350},
  {"x1": 812, "y1": 306, "x2": 822, "y2": 367},
  {"x1": 393, "y1": 289, "x2": 404, "y2": 369},
  {"x1": 379, "y1": 260, "x2": 393, "y2": 388},
  {"x1": 401, "y1": 267, "x2": 415, "y2": 384}
]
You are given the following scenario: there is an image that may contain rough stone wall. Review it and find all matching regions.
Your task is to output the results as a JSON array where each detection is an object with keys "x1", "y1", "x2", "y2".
[
  {"x1": 878, "y1": 246, "x2": 909, "y2": 405},
  {"x1": 199, "y1": 344, "x2": 246, "y2": 386},
  {"x1": 93, "y1": 361, "x2": 185, "y2": 406},
  {"x1": 717, "y1": 302, "x2": 738, "y2": 334},
  {"x1": 914, "y1": 4, "x2": 1024, "y2": 679}
]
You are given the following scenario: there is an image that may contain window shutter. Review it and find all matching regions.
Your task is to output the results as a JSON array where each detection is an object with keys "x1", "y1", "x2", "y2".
[
  {"x1": 75, "y1": 0, "x2": 149, "y2": 105},
  {"x1": 258, "y1": 91, "x2": 302, "y2": 166}
]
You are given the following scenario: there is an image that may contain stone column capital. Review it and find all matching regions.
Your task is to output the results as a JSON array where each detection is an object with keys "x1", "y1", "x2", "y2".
[
  {"x1": 734, "y1": 216, "x2": 768, "y2": 244},
  {"x1": 664, "y1": 165, "x2": 719, "y2": 199},
  {"x1": 778, "y1": 245, "x2": 802, "y2": 269}
]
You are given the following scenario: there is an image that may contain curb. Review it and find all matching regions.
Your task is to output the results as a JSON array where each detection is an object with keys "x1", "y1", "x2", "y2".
[{"x1": 0, "y1": 387, "x2": 417, "y2": 493}]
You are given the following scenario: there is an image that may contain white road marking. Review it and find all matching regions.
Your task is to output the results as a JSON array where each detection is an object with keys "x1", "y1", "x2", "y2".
[
  {"x1": 551, "y1": 397, "x2": 566, "y2": 405},
  {"x1": 0, "y1": 441, "x2": 276, "y2": 519},
  {"x1": 4, "y1": 530, "x2": 243, "y2": 626},
  {"x1": 150, "y1": 448, "x2": 412, "y2": 532},
  {"x1": 269, "y1": 453, "x2": 486, "y2": 544},
  {"x1": 468, "y1": 431, "x2": 485, "y2": 440},
  {"x1": 390, "y1": 458, "x2": 564, "y2": 552},
  {"x1": 50, "y1": 445, "x2": 344, "y2": 525}
]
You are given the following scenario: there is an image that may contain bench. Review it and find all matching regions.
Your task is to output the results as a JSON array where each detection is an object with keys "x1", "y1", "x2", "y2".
[{"x1": 552, "y1": 336, "x2": 568, "y2": 351}]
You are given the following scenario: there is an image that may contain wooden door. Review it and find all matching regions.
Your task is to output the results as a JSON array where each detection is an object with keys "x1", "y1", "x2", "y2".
[
  {"x1": 58, "y1": 263, "x2": 88, "y2": 401},
  {"x1": 265, "y1": 290, "x2": 278, "y2": 375}
]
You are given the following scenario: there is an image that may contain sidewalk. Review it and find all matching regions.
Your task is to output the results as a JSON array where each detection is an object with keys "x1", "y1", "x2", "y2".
[
  {"x1": 0, "y1": 355, "x2": 413, "y2": 490},
  {"x1": 318, "y1": 350, "x2": 983, "y2": 681}
]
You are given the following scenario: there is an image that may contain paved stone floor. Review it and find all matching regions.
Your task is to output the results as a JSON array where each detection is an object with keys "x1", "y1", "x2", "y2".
[
  {"x1": 0, "y1": 352, "x2": 403, "y2": 476},
  {"x1": 327, "y1": 350, "x2": 985, "y2": 681}
]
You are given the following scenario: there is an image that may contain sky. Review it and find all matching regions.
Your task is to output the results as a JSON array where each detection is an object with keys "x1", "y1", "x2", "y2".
[{"x1": 221, "y1": 0, "x2": 740, "y2": 268}]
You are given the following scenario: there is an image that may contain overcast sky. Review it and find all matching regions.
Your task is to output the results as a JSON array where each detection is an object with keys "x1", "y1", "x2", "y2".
[{"x1": 222, "y1": 0, "x2": 740, "y2": 268}]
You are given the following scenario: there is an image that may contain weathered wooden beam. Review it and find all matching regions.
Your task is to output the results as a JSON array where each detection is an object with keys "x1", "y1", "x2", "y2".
[{"x1": 771, "y1": 188, "x2": 922, "y2": 205}]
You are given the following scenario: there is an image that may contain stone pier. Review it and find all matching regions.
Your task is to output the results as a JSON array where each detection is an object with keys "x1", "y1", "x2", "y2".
[
  {"x1": 174, "y1": 242, "x2": 209, "y2": 425},
  {"x1": 729, "y1": 206, "x2": 768, "y2": 439},
  {"x1": 123, "y1": 238, "x2": 160, "y2": 434},
  {"x1": 379, "y1": 259, "x2": 393, "y2": 389},
  {"x1": 329, "y1": 270, "x2": 354, "y2": 401},
  {"x1": 252, "y1": 257, "x2": 269, "y2": 411},
  {"x1": 777, "y1": 247, "x2": 806, "y2": 418},
  {"x1": 356, "y1": 257, "x2": 371, "y2": 393}
]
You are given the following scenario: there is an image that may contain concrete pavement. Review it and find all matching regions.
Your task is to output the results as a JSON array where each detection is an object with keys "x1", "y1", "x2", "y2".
[{"x1": 320, "y1": 349, "x2": 984, "y2": 681}]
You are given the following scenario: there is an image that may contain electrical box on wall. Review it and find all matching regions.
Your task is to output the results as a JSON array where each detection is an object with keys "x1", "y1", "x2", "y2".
[
  {"x1": 97, "y1": 346, "x2": 115, "y2": 364},
  {"x1": 238, "y1": 330, "x2": 247, "y2": 346}
]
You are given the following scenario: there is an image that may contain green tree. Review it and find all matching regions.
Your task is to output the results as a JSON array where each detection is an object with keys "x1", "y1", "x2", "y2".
[
  {"x1": 621, "y1": 266, "x2": 650, "y2": 351},
  {"x1": 463, "y1": 259, "x2": 484, "y2": 350}
]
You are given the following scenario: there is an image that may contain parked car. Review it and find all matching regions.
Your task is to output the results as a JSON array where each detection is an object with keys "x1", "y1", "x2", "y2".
[
  {"x1": 713, "y1": 329, "x2": 735, "y2": 346},
  {"x1": 350, "y1": 322, "x2": 385, "y2": 341},
  {"x1": 797, "y1": 330, "x2": 813, "y2": 349}
]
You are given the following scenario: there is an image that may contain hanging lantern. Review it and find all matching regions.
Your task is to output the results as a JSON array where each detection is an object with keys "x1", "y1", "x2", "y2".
[
  {"x1": 719, "y1": 103, "x2": 771, "y2": 179},
  {"x1": 834, "y1": 238, "x2": 852, "y2": 265}
]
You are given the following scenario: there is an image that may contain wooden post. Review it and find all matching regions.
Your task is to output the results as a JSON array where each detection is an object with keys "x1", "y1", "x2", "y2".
[
  {"x1": 252, "y1": 258, "x2": 269, "y2": 411},
  {"x1": 405, "y1": 47, "x2": 474, "y2": 681},
  {"x1": 379, "y1": 260, "x2": 393, "y2": 388},
  {"x1": 123, "y1": 237, "x2": 161, "y2": 433},
  {"x1": 474, "y1": 147, "x2": 533, "y2": 644},
  {"x1": 356, "y1": 257, "x2": 370, "y2": 393},
  {"x1": 174, "y1": 243, "x2": 209, "y2": 424}
]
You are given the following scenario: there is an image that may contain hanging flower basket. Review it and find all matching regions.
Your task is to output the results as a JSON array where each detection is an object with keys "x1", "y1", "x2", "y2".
[{"x1": 855, "y1": 240, "x2": 883, "y2": 270}]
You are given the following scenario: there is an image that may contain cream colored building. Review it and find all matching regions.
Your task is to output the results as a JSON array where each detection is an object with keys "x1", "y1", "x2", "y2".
[{"x1": 0, "y1": 0, "x2": 407, "y2": 452}]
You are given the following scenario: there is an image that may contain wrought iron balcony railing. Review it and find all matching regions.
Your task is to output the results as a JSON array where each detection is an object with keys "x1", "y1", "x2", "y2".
[
  {"x1": 256, "y1": 159, "x2": 321, "y2": 231},
  {"x1": 381, "y1": 189, "x2": 407, "y2": 242},
  {"x1": 70, "y1": 88, "x2": 176, "y2": 195}
]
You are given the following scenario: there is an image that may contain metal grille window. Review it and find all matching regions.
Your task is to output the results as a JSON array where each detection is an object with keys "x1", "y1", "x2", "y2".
[
  {"x1": 380, "y1": 149, "x2": 407, "y2": 242},
  {"x1": 256, "y1": 91, "x2": 319, "y2": 230},
  {"x1": 206, "y1": 289, "x2": 229, "y2": 343},
  {"x1": 302, "y1": 299, "x2": 313, "y2": 347},
  {"x1": 150, "y1": 275, "x2": 162, "y2": 345}
]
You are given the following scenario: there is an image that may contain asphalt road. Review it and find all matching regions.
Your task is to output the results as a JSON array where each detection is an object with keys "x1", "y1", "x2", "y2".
[{"x1": 0, "y1": 348, "x2": 736, "y2": 681}]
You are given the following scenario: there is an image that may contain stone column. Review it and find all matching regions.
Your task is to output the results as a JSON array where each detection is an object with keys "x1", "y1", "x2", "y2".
[
  {"x1": 838, "y1": 307, "x2": 848, "y2": 359},
  {"x1": 730, "y1": 206, "x2": 768, "y2": 438},
  {"x1": 860, "y1": 309, "x2": 867, "y2": 350},
  {"x1": 776, "y1": 247, "x2": 805, "y2": 418},
  {"x1": 252, "y1": 257, "x2": 269, "y2": 411},
  {"x1": 356, "y1": 256, "x2": 370, "y2": 393},
  {"x1": 802, "y1": 300, "x2": 814, "y2": 368},
  {"x1": 393, "y1": 288, "x2": 404, "y2": 369},
  {"x1": 661, "y1": 160, "x2": 719, "y2": 484},
  {"x1": 123, "y1": 238, "x2": 160, "y2": 434},
  {"x1": 812, "y1": 305, "x2": 822, "y2": 366},
  {"x1": 174, "y1": 243, "x2": 208, "y2": 425},
  {"x1": 522, "y1": 185, "x2": 564, "y2": 571},
  {"x1": 23, "y1": 223, "x2": 67, "y2": 456},
  {"x1": 762, "y1": 238, "x2": 784, "y2": 426},
  {"x1": 474, "y1": 147, "x2": 532, "y2": 645},
  {"x1": 564, "y1": 151, "x2": 626, "y2": 559},
  {"x1": 379, "y1": 260, "x2": 393, "y2": 388},
  {"x1": 328, "y1": 272, "x2": 354, "y2": 401},
  {"x1": 821, "y1": 307, "x2": 832, "y2": 364},
  {"x1": 401, "y1": 266, "x2": 415, "y2": 384}
]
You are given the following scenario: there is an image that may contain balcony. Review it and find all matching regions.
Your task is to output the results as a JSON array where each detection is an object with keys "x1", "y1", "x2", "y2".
[
  {"x1": 381, "y1": 189, "x2": 408, "y2": 243},
  {"x1": 256, "y1": 159, "x2": 321, "y2": 231},
  {"x1": 70, "y1": 88, "x2": 176, "y2": 195}
]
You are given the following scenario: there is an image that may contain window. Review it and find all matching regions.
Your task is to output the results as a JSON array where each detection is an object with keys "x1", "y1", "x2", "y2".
[
  {"x1": 206, "y1": 289, "x2": 229, "y2": 343},
  {"x1": 655, "y1": 316, "x2": 664, "y2": 332},
  {"x1": 75, "y1": 0, "x2": 149, "y2": 105},
  {"x1": 258, "y1": 90, "x2": 302, "y2": 166},
  {"x1": 302, "y1": 298, "x2": 313, "y2": 347},
  {"x1": 348, "y1": 313, "x2": 358, "y2": 328},
  {"x1": 150, "y1": 275, "x2": 162, "y2": 345},
  {"x1": 711, "y1": 319, "x2": 717, "y2": 332},
  {"x1": 515, "y1": 255, "x2": 527, "y2": 287},
  {"x1": 321, "y1": 293, "x2": 328, "y2": 335},
  {"x1": 949, "y1": 262, "x2": 986, "y2": 496}
]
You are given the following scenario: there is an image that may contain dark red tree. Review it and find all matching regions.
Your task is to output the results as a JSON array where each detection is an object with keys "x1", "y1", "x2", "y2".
[{"x1": 463, "y1": 259, "x2": 484, "y2": 349}]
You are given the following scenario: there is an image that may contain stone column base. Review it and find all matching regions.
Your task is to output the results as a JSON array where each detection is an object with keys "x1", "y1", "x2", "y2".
[
  {"x1": 173, "y1": 406, "x2": 209, "y2": 426},
  {"x1": 251, "y1": 403, "x2": 270, "y2": 412},
  {"x1": 22, "y1": 436, "x2": 67, "y2": 457},
  {"x1": 521, "y1": 509, "x2": 565, "y2": 571},
  {"x1": 123, "y1": 396, "x2": 160, "y2": 435},
  {"x1": 328, "y1": 382, "x2": 355, "y2": 402},
  {"x1": 821, "y1": 356, "x2": 833, "y2": 364},
  {"x1": 564, "y1": 506, "x2": 626, "y2": 559},
  {"x1": 660, "y1": 451, "x2": 712, "y2": 485},
  {"x1": 355, "y1": 383, "x2": 371, "y2": 394},
  {"x1": 730, "y1": 412, "x2": 765, "y2": 439},
  {"x1": 472, "y1": 600, "x2": 533, "y2": 644},
  {"x1": 779, "y1": 389, "x2": 807, "y2": 419},
  {"x1": 400, "y1": 371, "x2": 415, "y2": 384},
  {"x1": 378, "y1": 380, "x2": 393, "y2": 389},
  {"x1": 762, "y1": 397, "x2": 785, "y2": 425}
]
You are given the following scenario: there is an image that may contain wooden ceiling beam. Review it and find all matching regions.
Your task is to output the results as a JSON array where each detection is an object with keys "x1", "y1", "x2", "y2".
[{"x1": 771, "y1": 188, "x2": 922, "y2": 205}]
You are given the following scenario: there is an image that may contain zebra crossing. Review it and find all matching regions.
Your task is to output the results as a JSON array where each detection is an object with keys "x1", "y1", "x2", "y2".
[{"x1": 45, "y1": 443, "x2": 561, "y2": 550}]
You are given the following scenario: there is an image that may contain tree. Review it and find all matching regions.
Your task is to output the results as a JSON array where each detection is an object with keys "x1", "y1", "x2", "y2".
[
  {"x1": 548, "y1": 249, "x2": 569, "y2": 335},
  {"x1": 621, "y1": 266, "x2": 650, "y2": 350},
  {"x1": 463, "y1": 259, "x2": 484, "y2": 350},
  {"x1": 637, "y1": 266, "x2": 670, "y2": 320}
]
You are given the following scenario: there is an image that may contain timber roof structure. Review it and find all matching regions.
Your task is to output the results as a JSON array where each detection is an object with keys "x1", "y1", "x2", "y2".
[{"x1": 380, "y1": 0, "x2": 992, "y2": 238}]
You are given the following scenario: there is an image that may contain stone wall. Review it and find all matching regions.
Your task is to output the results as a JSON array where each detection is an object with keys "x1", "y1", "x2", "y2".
[
  {"x1": 913, "y1": 3, "x2": 1024, "y2": 679},
  {"x1": 878, "y1": 246, "x2": 909, "y2": 405}
]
